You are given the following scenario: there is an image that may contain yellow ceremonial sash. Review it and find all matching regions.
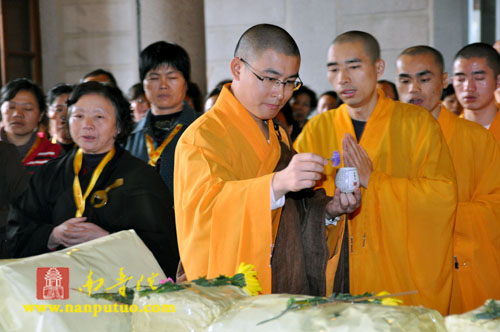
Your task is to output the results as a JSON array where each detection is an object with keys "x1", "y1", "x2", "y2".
[
  {"x1": 90, "y1": 178, "x2": 124, "y2": 208},
  {"x1": 73, "y1": 146, "x2": 116, "y2": 217},
  {"x1": 145, "y1": 123, "x2": 183, "y2": 167}
]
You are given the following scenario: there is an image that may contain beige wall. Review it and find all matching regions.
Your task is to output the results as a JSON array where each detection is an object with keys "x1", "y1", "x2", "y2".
[
  {"x1": 40, "y1": 0, "x2": 470, "y2": 98},
  {"x1": 204, "y1": 0, "x2": 338, "y2": 97},
  {"x1": 205, "y1": 0, "x2": 468, "y2": 97},
  {"x1": 139, "y1": 0, "x2": 206, "y2": 95},
  {"x1": 40, "y1": 0, "x2": 138, "y2": 92},
  {"x1": 334, "y1": 0, "x2": 431, "y2": 86},
  {"x1": 40, "y1": 0, "x2": 206, "y2": 95}
]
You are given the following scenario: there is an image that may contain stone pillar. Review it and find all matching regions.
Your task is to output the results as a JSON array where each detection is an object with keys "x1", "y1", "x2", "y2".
[
  {"x1": 39, "y1": 0, "x2": 139, "y2": 93},
  {"x1": 480, "y1": 0, "x2": 496, "y2": 44},
  {"x1": 139, "y1": 0, "x2": 207, "y2": 95},
  {"x1": 433, "y1": 0, "x2": 468, "y2": 74}
]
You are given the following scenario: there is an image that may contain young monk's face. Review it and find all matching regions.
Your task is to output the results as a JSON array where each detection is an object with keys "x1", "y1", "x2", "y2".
[
  {"x1": 452, "y1": 57, "x2": 499, "y2": 111},
  {"x1": 233, "y1": 49, "x2": 300, "y2": 121},
  {"x1": 396, "y1": 53, "x2": 446, "y2": 114},
  {"x1": 327, "y1": 41, "x2": 382, "y2": 108}
]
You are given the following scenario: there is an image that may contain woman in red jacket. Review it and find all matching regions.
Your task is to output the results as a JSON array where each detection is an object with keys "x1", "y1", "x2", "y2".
[{"x1": 0, "y1": 78, "x2": 61, "y2": 174}]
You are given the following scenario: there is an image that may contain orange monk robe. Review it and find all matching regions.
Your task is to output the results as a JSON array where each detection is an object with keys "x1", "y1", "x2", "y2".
[
  {"x1": 294, "y1": 90, "x2": 457, "y2": 315},
  {"x1": 174, "y1": 85, "x2": 337, "y2": 294},
  {"x1": 488, "y1": 109, "x2": 500, "y2": 145},
  {"x1": 438, "y1": 106, "x2": 500, "y2": 314}
]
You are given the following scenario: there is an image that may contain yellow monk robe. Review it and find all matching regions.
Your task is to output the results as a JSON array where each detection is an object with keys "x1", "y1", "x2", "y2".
[
  {"x1": 438, "y1": 106, "x2": 500, "y2": 314},
  {"x1": 174, "y1": 85, "x2": 336, "y2": 294},
  {"x1": 294, "y1": 90, "x2": 457, "y2": 315},
  {"x1": 489, "y1": 109, "x2": 500, "y2": 145}
]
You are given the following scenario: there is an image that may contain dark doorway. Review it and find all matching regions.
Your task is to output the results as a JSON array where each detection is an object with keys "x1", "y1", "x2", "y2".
[{"x1": 0, "y1": 0, "x2": 42, "y2": 86}]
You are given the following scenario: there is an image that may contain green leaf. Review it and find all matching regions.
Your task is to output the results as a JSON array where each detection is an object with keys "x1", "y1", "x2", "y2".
[
  {"x1": 257, "y1": 292, "x2": 378, "y2": 326},
  {"x1": 90, "y1": 287, "x2": 135, "y2": 305},
  {"x1": 475, "y1": 300, "x2": 500, "y2": 320}
]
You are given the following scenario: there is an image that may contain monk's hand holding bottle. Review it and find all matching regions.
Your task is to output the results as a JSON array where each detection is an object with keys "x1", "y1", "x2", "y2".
[
  {"x1": 342, "y1": 133, "x2": 373, "y2": 188},
  {"x1": 326, "y1": 187, "x2": 362, "y2": 218},
  {"x1": 272, "y1": 152, "x2": 327, "y2": 199}
]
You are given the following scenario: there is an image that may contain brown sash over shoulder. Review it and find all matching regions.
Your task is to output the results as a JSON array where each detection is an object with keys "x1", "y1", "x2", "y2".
[
  {"x1": 270, "y1": 122, "x2": 330, "y2": 296},
  {"x1": 177, "y1": 121, "x2": 331, "y2": 296}
]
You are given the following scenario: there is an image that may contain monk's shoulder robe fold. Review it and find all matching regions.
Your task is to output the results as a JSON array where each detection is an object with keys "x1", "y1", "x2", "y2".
[
  {"x1": 488, "y1": 108, "x2": 500, "y2": 145},
  {"x1": 174, "y1": 86, "x2": 335, "y2": 294},
  {"x1": 439, "y1": 107, "x2": 500, "y2": 314},
  {"x1": 294, "y1": 91, "x2": 457, "y2": 315}
]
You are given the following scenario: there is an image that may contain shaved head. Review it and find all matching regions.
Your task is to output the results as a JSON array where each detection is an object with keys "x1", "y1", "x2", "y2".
[
  {"x1": 333, "y1": 31, "x2": 380, "y2": 63},
  {"x1": 455, "y1": 43, "x2": 500, "y2": 77},
  {"x1": 234, "y1": 24, "x2": 300, "y2": 62},
  {"x1": 399, "y1": 45, "x2": 444, "y2": 74}
]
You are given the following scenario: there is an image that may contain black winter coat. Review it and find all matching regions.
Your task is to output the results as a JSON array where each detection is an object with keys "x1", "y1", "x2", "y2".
[{"x1": 6, "y1": 145, "x2": 179, "y2": 279}]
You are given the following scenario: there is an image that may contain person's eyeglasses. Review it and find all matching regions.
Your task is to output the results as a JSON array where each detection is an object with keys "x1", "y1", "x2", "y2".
[{"x1": 239, "y1": 58, "x2": 302, "y2": 92}]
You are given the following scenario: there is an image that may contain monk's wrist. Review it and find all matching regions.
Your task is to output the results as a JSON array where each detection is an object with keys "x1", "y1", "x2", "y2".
[{"x1": 271, "y1": 172, "x2": 288, "y2": 198}]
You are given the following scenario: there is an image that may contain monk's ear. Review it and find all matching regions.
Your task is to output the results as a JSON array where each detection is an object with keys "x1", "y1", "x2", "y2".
[
  {"x1": 496, "y1": 73, "x2": 500, "y2": 89},
  {"x1": 442, "y1": 72, "x2": 449, "y2": 88},
  {"x1": 230, "y1": 57, "x2": 242, "y2": 81},
  {"x1": 375, "y1": 59, "x2": 385, "y2": 79}
]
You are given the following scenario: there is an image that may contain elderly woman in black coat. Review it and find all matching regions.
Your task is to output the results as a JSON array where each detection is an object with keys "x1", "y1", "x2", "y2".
[{"x1": 7, "y1": 82, "x2": 179, "y2": 279}]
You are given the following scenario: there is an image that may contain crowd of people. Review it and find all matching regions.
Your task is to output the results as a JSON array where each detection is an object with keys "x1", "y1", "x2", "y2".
[{"x1": 0, "y1": 24, "x2": 499, "y2": 317}]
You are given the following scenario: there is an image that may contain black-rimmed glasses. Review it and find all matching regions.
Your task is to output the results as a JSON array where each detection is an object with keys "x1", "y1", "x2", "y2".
[{"x1": 239, "y1": 58, "x2": 303, "y2": 91}]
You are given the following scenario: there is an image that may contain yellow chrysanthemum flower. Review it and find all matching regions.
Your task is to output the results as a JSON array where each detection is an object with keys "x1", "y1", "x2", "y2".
[
  {"x1": 236, "y1": 262, "x2": 262, "y2": 296},
  {"x1": 369, "y1": 291, "x2": 403, "y2": 306}
]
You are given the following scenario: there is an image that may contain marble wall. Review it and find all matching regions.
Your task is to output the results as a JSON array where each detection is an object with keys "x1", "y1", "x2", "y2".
[
  {"x1": 139, "y1": 0, "x2": 206, "y2": 95},
  {"x1": 39, "y1": 0, "x2": 470, "y2": 97},
  {"x1": 40, "y1": 0, "x2": 138, "y2": 92},
  {"x1": 204, "y1": 0, "x2": 469, "y2": 97}
]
